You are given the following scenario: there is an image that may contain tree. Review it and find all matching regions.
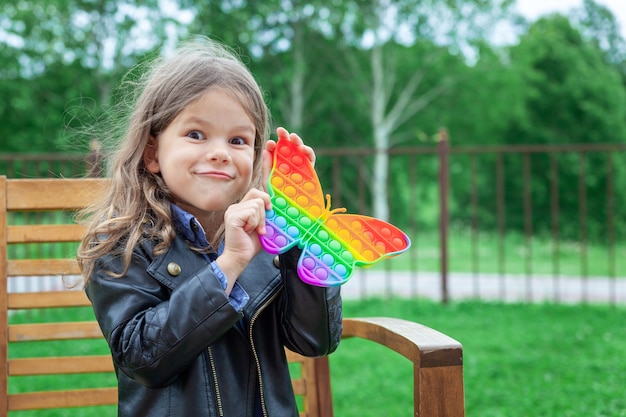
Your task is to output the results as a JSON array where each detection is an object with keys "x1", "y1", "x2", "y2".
[
  {"x1": 0, "y1": 0, "x2": 182, "y2": 152},
  {"x1": 325, "y1": 0, "x2": 515, "y2": 221},
  {"x1": 497, "y1": 15, "x2": 626, "y2": 239},
  {"x1": 189, "y1": 1, "x2": 350, "y2": 133},
  {"x1": 574, "y1": 0, "x2": 626, "y2": 78},
  {"x1": 508, "y1": 15, "x2": 626, "y2": 145}
]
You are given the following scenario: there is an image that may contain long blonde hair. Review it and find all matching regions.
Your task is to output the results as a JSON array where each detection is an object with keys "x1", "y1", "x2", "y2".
[{"x1": 77, "y1": 37, "x2": 270, "y2": 283}]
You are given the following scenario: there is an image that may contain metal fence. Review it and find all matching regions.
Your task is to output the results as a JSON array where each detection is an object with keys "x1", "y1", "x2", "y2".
[
  {"x1": 316, "y1": 135, "x2": 626, "y2": 305},
  {"x1": 3, "y1": 136, "x2": 625, "y2": 304}
]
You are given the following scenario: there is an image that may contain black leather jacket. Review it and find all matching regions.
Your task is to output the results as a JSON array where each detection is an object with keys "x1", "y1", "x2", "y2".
[{"x1": 85, "y1": 235, "x2": 342, "y2": 417}]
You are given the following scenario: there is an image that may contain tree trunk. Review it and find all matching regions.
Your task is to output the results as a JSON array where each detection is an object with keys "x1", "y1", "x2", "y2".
[{"x1": 371, "y1": 44, "x2": 390, "y2": 221}]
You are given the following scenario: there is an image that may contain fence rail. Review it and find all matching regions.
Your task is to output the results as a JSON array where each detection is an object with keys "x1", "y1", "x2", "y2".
[{"x1": 3, "y1": 137, "x2": 625, "y2": 304}]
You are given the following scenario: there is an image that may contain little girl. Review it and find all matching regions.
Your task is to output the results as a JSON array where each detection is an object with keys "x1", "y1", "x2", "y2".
[{"x1": 77, "y1": 37, "x2": 342, "y2": 417}]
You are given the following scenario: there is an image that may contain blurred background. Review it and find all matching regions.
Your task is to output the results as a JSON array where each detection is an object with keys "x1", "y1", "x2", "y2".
[
  {"x1": 3, "y1": 2, "x2": 626, "y2": 416},
  {"x1": 3, "y1": 0, "x2": 626, "y2": 303}
]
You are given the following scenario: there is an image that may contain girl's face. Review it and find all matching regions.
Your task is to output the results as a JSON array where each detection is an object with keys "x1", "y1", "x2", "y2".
[{"x1": 144, "y1": 88, "x2": 256, "y2": 224}]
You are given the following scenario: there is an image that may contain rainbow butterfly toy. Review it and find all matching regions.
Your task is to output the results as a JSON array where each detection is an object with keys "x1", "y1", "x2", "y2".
[{"x1": 259, "y1": 136, "x2": 411, "y2": 287}]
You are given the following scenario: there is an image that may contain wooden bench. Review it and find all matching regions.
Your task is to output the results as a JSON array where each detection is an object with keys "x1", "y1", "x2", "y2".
[{"x1": 0, "y1": 176, "x2": 464, "y2": 416}]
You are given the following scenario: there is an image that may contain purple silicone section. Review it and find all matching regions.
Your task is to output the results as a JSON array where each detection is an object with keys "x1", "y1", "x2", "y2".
[
  {"x1": 296, "y1": 251, "x2": 351, "y2": 287},
  {"x1": 259, "y1": 220, "x2": 294, "y2": 254}
]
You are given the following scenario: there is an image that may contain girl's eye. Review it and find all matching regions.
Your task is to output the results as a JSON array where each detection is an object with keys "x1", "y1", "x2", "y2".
[
  {"x1": 230, "y1": 136, "x2": 248, "y2": 145},
  {"x1": 187, "y1": 130, "x2": 205, "y2": 140}
]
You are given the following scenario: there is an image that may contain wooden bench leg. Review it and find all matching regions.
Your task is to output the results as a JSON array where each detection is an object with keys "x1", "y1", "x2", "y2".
[{"x1": 416, "y1": 364, "x2": 464, "y2": 417}]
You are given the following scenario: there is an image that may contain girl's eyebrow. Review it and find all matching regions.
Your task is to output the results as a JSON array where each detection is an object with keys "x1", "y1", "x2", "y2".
[
  {"x1": 181, "y1": 115, "x2": 255, "y2": 134},
  {"x1": 179, "y1": 115, "x2": 211, "y2": 126}
]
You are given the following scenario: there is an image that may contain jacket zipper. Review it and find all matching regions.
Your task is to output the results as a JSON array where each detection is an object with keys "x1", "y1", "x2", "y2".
[
  {"x1": 249, "y1": 289, "x2": 281, "y2": 417},
  {"x1": 207, "y1": 346, "x2": 225, "y2": 417}
]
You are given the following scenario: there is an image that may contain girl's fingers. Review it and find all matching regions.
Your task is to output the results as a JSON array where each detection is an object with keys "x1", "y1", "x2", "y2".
[
  {"x1": 274, "y1": 127, "x2": 316, "y2": 166},
  {"x1": 240, "y1": 188, "x2": 271, "y2": 211},
  {"x1": 300, "y1": 143, "x2": 315, "y2": 166},
  {"x1": 224, "y1": 194, "x2": 269, "y2": 242},
  {"x1": 276, "y1": 126, "x2": 289, "y2": 141}
]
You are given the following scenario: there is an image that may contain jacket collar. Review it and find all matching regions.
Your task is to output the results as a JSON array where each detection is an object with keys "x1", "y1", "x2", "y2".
[{"x1": 170, "y1": 203, "x2": 218, "y2": 261}]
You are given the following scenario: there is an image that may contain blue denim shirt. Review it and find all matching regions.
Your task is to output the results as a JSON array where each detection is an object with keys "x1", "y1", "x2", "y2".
[{"x1": 170, "y1": 204, "x2": 250, "y2": 312}]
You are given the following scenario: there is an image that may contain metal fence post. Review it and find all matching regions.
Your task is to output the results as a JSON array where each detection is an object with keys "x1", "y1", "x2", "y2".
[{"x1": 438, "y1": 129, "x2": 449, "y2": 303}]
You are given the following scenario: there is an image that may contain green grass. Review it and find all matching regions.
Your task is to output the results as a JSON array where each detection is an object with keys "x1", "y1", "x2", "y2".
[
  {"x1": 331, "y1": 298, "x2": 626, "y2": 417},
  {"x1": 9, "y1": 300, "x2": 626, "y2": 416}
]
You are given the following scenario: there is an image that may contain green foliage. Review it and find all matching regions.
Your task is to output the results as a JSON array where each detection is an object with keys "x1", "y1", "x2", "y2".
[
  {"x1": 508, "y1": 15, "x2": 626, "y2": 145},
  {"x1": 575, "y1": 0, "x2": 626, "y2": 75},
  {"x1": 2, "y1": 0, "x2": 626, "y2": 240},
  {"x1": 0, "y1": 0, "x2": 182, "y2": 153}
]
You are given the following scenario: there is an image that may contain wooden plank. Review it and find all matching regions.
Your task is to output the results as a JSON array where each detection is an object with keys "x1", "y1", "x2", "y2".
[
  {"x1": 291, "y1": 378, "x2": 306, "y2": 395},
  {"x1": 9, "y1": 321, "x2": 103, "y2": 342},
  {"x1": 7, "y1": 224, "x2": 86, "y2": 244},
  {"x1": 6, "y1": 178, "x2": 107, "y2": 211},
  {"x1": 8, "y1": 259, "x2": 80, "y2": 276},
  {"x1": 285, "y1": 349, "x2": 306, "y2": 363},
  {"x1": 8, "y1": 387, "x2": 117, "y2": 410},
  {"x1": 342, "y1": 318, "x2": 465, "y2": 417},
  {"x1": 8, "y1": 291, "x2": 91, "y2": 309},
  {"x1": 9, "y1": 355, "x2": 114, "y2": 376}
]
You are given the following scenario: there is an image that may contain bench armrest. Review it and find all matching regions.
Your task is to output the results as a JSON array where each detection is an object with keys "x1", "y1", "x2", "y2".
[{"x1": 342, "y1": 317, "x2": 465, "y2": 417}]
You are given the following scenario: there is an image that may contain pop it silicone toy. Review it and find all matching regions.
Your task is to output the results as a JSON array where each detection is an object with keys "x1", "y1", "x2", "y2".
[{"x1": 259, "y1": 136, "x2": 411, "y2": 287}]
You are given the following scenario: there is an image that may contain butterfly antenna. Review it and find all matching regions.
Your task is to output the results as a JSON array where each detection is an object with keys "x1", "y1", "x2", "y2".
[{"x1": 325, "y1": 194, "x2": 347, "y2": 216}]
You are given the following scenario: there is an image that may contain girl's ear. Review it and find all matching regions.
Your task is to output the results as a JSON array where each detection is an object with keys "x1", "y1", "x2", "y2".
[{"x1": 144, "y1": 136, "x2": 160, "y2": 173}]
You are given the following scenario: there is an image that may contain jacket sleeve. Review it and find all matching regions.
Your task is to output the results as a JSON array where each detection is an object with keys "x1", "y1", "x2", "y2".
[
  {"x1": 276, "y1": 248, "x2": 343, "y2": 357},
  {"x1": 85, "y1": 238, "x2": 243, "y2": 388}
]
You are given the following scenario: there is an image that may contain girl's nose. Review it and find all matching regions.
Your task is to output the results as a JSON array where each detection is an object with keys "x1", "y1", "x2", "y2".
[{"x1": 207, "y1": 143, "x2": 231, "y2": 164}]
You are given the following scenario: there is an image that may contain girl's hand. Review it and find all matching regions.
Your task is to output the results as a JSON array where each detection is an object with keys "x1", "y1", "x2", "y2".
[
  {"x1": 262, "y1": 127, "x2": 316, "y2": 191},
  {"x1": 215, "y1": 188, "x2": 271, "y2": 294}
]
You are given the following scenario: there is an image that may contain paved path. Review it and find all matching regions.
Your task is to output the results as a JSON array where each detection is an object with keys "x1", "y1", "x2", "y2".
[{"x1": 340, "y1": 270, "x2": 626, "y2": 304}]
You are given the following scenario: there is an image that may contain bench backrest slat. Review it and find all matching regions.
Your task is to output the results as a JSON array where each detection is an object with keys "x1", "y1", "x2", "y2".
[
  {"x1": 9, "y1": 388, "x2": 119, "y2": 411},
  {"x1": 10, "y1": 355, "x2": 114, "y2": 376},
  {"x1": 8, "y1": 291, "x2": 90, "y2": 309}
]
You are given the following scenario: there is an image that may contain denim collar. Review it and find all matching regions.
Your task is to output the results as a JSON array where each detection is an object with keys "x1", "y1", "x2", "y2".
[{"x1": 170, "y1": 204, "x2": 218, "y2": 259}]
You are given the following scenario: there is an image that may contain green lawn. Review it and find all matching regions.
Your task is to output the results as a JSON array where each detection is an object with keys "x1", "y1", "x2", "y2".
[
  {"x1": 9, "y1": 299, "x2": 626, "y2": 416},
  {"x1": 332, "y1": 298, "x2": 626, "y2": 417}
]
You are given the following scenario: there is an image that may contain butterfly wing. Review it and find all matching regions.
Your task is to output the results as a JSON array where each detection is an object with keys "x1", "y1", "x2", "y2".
[
  {"x1": 325, "y1": 213, "x2": 411, "y2": 264},
  {"x1": 296, "y1": 213, "x2": 411, "y2": 287},
  {"x1": 259, "y1": 136, "x2": 326, "y2": 254}
]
